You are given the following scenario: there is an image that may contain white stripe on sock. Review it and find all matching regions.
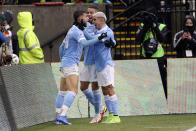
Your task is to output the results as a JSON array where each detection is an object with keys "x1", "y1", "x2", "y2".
[
  {"x1": 93, "y1": 89, "x2": 100, "y2": 95},
  {"x1": 60, "y1": 105, "x2": 69, "y2": 116},
  {"x1": 59, "y1": 91, "x2": 66, "y2": 96},
  {"x1": 110, "y1": 95, "x2": 118, "y2": 101},
  {"x1": 104, "y1": 95, "x2": 110, "y2": 101},
  {"x1": 82, "y1": 88, "x2": 91, "y2": 94},
  {"x1": 56, "y1": 108, "x2": 62, "y2": 114}
]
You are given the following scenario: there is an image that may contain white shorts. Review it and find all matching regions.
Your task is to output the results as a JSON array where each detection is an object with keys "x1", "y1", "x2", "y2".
[
  {"x1": 80, "y1": 64, "x2": 97, "y2": 82},
  {"x1": 97, "y1": 65, "x2": 114, "y2": 87},
  {"x1": 60, "y1": 65, "x2": 79, "y2": 78}
]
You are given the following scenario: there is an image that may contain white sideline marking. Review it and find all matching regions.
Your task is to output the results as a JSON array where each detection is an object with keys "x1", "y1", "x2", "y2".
[
  {"x1": 145, "y1": 126, "x2": 189, "y2": 129},
  {"x1": 186, "y1": 126, "x2": 196, "y2": 131}
]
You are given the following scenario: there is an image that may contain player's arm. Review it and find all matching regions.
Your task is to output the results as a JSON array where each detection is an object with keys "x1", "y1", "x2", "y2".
[
  {"x1": 76, "y1": 31, "x2": 107, "y2": 47},
  {"x1": 79, "y1": 38, "x2": 99, "y2": 47},
  {"x1": 83, "y1": 30, "x2": 107, "y2": 40},
  {"x1": 83, "y1": 30, "x2": 96, "y2": 40},
  {"x1": 59, "y1": 42, "x2": 65, "y2": 60}
]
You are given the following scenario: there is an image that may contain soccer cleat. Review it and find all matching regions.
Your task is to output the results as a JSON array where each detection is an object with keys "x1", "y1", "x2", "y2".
[
  {"x1": 55, "y1": 117, "x2": 62, "y2": 125},
  {"x1": 55, "y1": 114, "x2": 62, "y2": 125},
  {"x1": 102, "y1": 113, "x2": 114, "y2": 123},
  {"x1": 93, "y1": 0, "x2": 99, "y2": 4},
  {"x1": 56, "y1": 116, "x2": 72, "y2": 125},
  {"x1": 89, "y1": 114, "x2": 101, "y2": 124},
  {"x1": 105, "y1": 0, "x2": 112, "y2": 4},
  {"x1": 55, "y1": 120, "x2": 62, "y2": 125},
  {"x1": 108, "y1": 116, "x2": 121, "y2": 123},
  {"x1": 100, "y1": 106, "x2": 107, "y2": 121}
]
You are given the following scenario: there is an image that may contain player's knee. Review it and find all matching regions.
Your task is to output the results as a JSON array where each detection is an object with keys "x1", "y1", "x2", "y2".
[
  {"x1": 80, "y1": 81, "x2": 90, "y2": 91},
  {"x1": 102, "y1": 87, "x2": 109, "y2": 95},
  {"x1": 108, "y1": 89, "x2": 115, "y2": 96},
  {"x1": 71, "y1": 89, "x2": 78, "y2": 95},
  {"x1": 92, "y1": 83, "x2": 99, "y2": 90},
  {"x1": 80, "y1": 85, "x2": 89, "y2": 91},
  {"x1": 105, "y1": 85, "x2": 115, "y2": 96}
]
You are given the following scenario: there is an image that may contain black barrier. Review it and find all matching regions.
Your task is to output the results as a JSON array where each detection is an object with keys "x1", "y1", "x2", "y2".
[
  {"x1": 0, "y1": 87, "x2": 11, "y2": 131},
  {"x1": 0, "y1": 74, "x2": 15, "y2": 131},
  {"x1": 0, "y1": 63, "x2": 57, "y2": 131}
]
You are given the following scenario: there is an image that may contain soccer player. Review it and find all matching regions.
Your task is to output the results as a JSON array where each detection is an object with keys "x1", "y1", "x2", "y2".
[
  {"x1": 55, "y1": 10, "x2": 107, "y2": 125},
  {"x1": 83, "y1": 12, "x2": 120, "y2": 123},
  {"x1": 80, "y1": 6, "x2": 107, "y2": 124}
]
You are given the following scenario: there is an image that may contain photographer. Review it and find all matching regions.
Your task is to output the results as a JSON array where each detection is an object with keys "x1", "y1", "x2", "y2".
[
  {"x1": 173, "y1": 15, "x2": 196, "y2": 58},
  {"x1": 136, "y1": 8, "x2": 170, "y2": 99}
]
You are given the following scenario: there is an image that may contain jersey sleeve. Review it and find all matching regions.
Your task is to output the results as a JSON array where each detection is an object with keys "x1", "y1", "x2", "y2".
[{"x1": 74, "y1": 30, "x2": 86, "y2": 43}]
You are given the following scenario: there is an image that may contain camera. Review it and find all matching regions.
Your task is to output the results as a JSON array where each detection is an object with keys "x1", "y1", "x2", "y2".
[
  {"x1": 140, "y1": 11, "x2": 158, "y2": 28},
  {"x1": 143, "y1": 38, "x2": 158, "y2": 57},
  {"x1": 183, "y1": 26, "x2": 190, "y2": 33},
  {"x1": 183, "y1": 26, "x2": 194, "y2": 34}
]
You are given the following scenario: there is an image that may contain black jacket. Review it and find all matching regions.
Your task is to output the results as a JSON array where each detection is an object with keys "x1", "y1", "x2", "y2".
[{"x1": 173, "y1": 31, "x2": 196, "y2": 58}]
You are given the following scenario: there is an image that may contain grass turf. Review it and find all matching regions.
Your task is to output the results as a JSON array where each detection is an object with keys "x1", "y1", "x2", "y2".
[{"x1": 16, "y1": 114, "x2": 196, "y2": 131}]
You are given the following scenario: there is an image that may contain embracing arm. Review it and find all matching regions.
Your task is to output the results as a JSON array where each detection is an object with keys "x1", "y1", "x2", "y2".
[
  {"x1": 79, "y1": 38, "x2": 99, "y2": 47},
  {"x1": 83, "y1": 30, "x2": 96, "y2": 40}
]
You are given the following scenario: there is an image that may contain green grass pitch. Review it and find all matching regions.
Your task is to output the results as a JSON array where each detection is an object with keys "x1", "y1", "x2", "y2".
[{"x1": 16, "y1": 114, "x2": 196, "y2": 131}]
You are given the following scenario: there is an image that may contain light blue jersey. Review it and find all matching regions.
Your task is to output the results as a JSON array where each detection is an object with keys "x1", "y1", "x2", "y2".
[
  {"x1": 83, "y1": 22, "x2": 96, "y2": 65},
  {"x1": 59, "y1": 25, "x2": 84, "y2": 67},
  {"x1": 84, "y1": 24, "x2": 116, "y2": 72},
  {"x1": 59, "y1": 25, "x2": 100, "y2": 67}
]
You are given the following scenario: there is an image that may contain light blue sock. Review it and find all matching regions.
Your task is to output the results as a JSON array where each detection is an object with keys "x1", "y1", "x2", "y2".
[
  {"x1": 82, "y1": 88, "x2": 95, "y2": 106},
  {"x1": 56, "y1": 91, "x2": 66, "y2": 109},
  {"x1": 93, "y1": 90, "x2": 101, "y2": 114},
  {"x1": 63, "y1": 91, "x2": 76, "y2": 108},
  {"x1": 110, "y1": 95, "x2": 118, "y2": 116},
  {"x1": 104, "y1": 95, "x2": 113, "y2": 113}
]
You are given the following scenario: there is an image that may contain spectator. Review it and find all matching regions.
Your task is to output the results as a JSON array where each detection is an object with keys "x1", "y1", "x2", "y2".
[
  {"x1": 136, "y1": 8, "x2": 170, "y2": 99},
  {"x1": 2, "y1": 10, "x2": 20, "y2": 56},
  {"x1": 2, "y1": 10, "x2": 14, "y2": 55},
  {"x1": 17, "y1": 11, "x2": 44, "y2": 64},
  {"x1": 0, "y1": 14, "x2": 6, "y2": 66},
  {"x1": 173, "y1": 15, "x2": 196, "y2": 58}
]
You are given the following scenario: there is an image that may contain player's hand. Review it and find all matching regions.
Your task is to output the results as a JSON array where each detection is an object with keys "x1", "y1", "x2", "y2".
[
  {"x1": 187, "y1": 32, "x2": 192, "y2": 40},
  {"x1": 98, "y1": 32, "x2": 107, "y2": 40},
  {"x1": 182, "y1": 32, "x2": 188, "y2": 40},
  {"x1": 104, "y1": 38, "x2": 115, "y2": 48}
]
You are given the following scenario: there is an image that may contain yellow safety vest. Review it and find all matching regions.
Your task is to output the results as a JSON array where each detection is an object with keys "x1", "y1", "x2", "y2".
[
  {"x1": 141, "y1": 23, "x2": 166, "y2": 58},
  {"x1": 17, "y1": 12, "x2": 44, "y2": 64}
]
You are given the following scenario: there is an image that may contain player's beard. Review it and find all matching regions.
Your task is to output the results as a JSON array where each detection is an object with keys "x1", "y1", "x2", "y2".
[{"x1": 88, "y1": 17, "x2": 93, "y2": 24}]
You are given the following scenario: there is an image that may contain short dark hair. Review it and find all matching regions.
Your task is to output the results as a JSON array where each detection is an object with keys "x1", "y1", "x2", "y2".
[
  {"x1": 73, "y1": 10, "x2": 86, "y2": 22},
  {"x1": 88, "y1": 6, "x2": 98, "y2": 11}
]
